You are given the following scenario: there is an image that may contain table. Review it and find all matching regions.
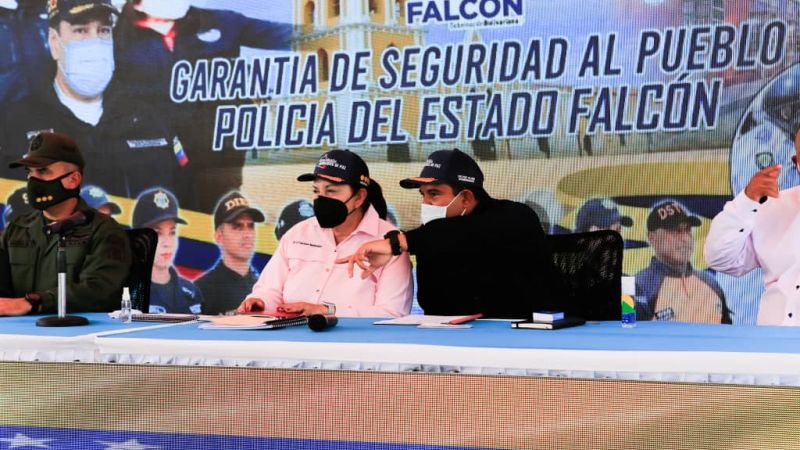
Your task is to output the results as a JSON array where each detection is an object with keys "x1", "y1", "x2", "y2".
[{"x1": 2, "y1": 314, "x2": 800, "y2": 385}]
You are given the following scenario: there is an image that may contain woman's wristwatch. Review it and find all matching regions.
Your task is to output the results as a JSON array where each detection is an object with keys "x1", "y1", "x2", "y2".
[{"x1": 322, "y1": 301, "x2": 336, "y2": 315}]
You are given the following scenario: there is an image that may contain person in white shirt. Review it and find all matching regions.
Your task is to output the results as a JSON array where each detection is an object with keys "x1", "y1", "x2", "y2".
[{"x1": 705, "y1": 131, "x2": 800, "y2": 325}]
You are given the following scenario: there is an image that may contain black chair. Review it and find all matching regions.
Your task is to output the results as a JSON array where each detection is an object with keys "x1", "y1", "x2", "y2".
[
  {"x1": 546, "y1": 230, "x2": 623, "y2": 320},
  {"x1": 125, "y1": 228, "x2": 157, "y2": 313}
]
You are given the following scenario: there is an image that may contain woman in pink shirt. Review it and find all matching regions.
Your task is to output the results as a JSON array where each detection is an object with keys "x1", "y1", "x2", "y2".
[{"x1": 238, "y1": 150, "x2": 413, "y2": 317}]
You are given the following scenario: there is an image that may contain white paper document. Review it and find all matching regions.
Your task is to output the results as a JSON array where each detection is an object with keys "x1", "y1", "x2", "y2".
[{"x1": 373, "y1": 314, "x2": 481, "y2": 327}]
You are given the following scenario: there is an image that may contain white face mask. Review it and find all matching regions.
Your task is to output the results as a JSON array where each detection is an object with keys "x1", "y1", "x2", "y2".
[
  {"x1": 420, "y1": 191, "x2": 464, "y2": 225},
  {"x1": 136, "y1": 0, "x2": 190, "y2": 20},
  {"x1": 0, "y1": 0, "x2": 18, "y2": 10}
]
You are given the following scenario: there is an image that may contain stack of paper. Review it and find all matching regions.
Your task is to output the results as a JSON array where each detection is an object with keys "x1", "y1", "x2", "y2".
[
  {"x1": 199, "y1": 315, "x2": 308, "y2": 330},
  {"x1": 374, "y1": 314, "x2": 482, "y2": 328}
]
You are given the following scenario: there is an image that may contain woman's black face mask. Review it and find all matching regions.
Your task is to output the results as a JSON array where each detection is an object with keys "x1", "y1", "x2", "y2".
[{"x1": 313, "y1": 193, "x2": 356, "y2": 228}]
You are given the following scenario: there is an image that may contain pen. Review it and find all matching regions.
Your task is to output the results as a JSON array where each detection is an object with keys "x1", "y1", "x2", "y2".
[{"x1": 447, "y1": 313, "x2": 483, "y2": 325}]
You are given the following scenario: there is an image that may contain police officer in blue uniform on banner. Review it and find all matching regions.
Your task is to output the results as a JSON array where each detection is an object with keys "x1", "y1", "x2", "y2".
[
  {"x1": 197, "y1": 191, "x2": 265, "y2": 315},
  {"x1": 80, "y1": 184, "x2": 121, "y2": 216},
  {"x1": 274, "y1": 199, "x2": 314, "y2": 241},
  {"x1": 0, "y1": 0, "x2": 51, "y2": 106},
  {"x1": 0, "y1": 0, "x2": 182, "y2": 199},
  {"x1": 574, "y1": 198, "x2": 633, "y2": 235},
  {"x1": 0, "y1": 187, "x2": 33, "y2": 231},
  {"x1": 113, "y1": 0, "x2": 294, "y2": 212},
  {"x1": 132, "y1": 186, "x2": 203, "y2": 314}
]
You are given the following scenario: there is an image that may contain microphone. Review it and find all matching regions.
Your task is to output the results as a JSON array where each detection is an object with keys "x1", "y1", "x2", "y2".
[
  {"x1": 44, "y1": 210, "x2": 92, "y2": 235},
  {"x1": 308, "y1": 314, "x2": 338, "y2": 331},
  {"x1": 35, "y1": 209, "x2": 93, "y2": 328}
]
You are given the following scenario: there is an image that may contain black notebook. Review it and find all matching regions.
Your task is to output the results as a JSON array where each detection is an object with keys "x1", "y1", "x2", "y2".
[
  {"x1": 511, "y1": 316, "x2": 586, "y2": 330},
  {"x1": 259, "y1": 316, "x2": 309, "y2": 329}
]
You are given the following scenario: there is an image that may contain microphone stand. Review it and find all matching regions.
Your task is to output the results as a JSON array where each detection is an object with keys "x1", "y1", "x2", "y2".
[{"x1": 36, "y1": 231, "x2": 89, "y2": 327}]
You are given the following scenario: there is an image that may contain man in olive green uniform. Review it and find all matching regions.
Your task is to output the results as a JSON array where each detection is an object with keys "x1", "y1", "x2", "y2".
[{"x1": 0, "y1": 132, "x2": 130, "y2": 315}]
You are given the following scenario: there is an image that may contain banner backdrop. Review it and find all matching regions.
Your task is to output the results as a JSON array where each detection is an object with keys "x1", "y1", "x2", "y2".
[{"x1": 1, "y1": 0, "x2": 798, "y2": 323}]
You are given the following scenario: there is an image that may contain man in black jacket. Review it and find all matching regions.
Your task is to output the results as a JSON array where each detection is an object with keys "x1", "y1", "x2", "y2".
[{"x1": 339, "y1": 149, "x2": 564, "y2": 319}]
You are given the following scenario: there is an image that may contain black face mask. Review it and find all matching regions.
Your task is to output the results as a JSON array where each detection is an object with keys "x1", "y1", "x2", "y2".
[
  {"x1": 313, "y1": 194, "x2": 355, "y2": 228},
  {"x1": 27, "y1": 172, "x2": 79, "y2": 210}
]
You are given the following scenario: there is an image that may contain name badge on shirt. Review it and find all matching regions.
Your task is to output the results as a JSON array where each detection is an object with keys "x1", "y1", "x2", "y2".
[
  {"x1": 197, "y1": 28, "x2": 221, "y2": 43},
  {"x1": 292, "y1": 240, "x2": 322, "y2": 248},
  {"x1": 63, "y1": 237, "x2": 89, "y2": 247},
  {"x1": 127, "y1": 138, "x2": 169, "y2": 149},
  {"x1": 8, "y1": 239, "x2": 33, "y2": 248}
]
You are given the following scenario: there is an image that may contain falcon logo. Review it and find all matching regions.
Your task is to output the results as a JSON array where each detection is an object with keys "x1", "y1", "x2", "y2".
[{"x1": 407, "y1": 0, "x2": 524, "y2": 29}]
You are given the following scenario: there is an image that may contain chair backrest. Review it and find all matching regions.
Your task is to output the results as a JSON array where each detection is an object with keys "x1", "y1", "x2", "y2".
[
  {"x1": 125, "y1": 228, "x2": 157, "y2": 313},
  {"x1": 546, "y1": 230, "x2": 623, "y2": 321}
]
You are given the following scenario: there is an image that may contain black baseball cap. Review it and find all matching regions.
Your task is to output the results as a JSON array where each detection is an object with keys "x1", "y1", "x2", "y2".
[
  {"x1": 297, "y1": 149, "x2": 371, "y2": 187},
  {"x1": 646, "y1": 200, "x2": 702, "y2": 232},
  {"x1": 2, "y1": 187, "x2": 34, "y2": 228},
  {"x1": 132, "y1": 187, "x2": 186, "y2": 229},
  {"x1": 9, "y1": 132, "x2": 85, "y2": 170},
  {"x1": 213, "y1": 191, "x2": 265, "y2": 229},
  {"x1": 48, "y1": 0, "x2": 117, "y2": 24},
  {"x1": 400, "y1": 149, "x2": 484, "y2": 189}
]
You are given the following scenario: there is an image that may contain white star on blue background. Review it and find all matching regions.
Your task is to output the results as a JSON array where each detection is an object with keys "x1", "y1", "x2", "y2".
[
  {"x1": 0, "y1": 433, "x2": 52, "y2": 449},
  {"x1": 97, "y1": 439, "x2": 159, "y2": 450}
]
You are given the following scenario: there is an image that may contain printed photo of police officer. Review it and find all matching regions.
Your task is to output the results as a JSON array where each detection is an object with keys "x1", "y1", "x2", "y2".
[
  {"x1": 0, "y1": 0, "x2": 51, "y2": 106},
  {"x1": 80, "y1": 184, "x2": 121, "y2": 215},
  {"x1": 635, "y1": 200, "x2": 731, "y2": 324},
  {"x1": 112, "y1": 0, "x2": 294, "y2": 213},
  {"x1": 574, "y1": 197, "x2": 635, "y2": 276},
  {"x1": 515, "y1": 188, "x2": 568, "y2": 234},
  {"x1": 132, "y1": 186, "x2": 203, "y2": 314},
  {"x1": 0, "y1": 0, "x2": 181, "y2": 199},
  {"x1": 730, "y1": 63, "x2": 800, "y2": 197},
  {"x1": 574, "y1": 198, "x2": 633, "y2": 236},
  {"x1": 274, "y1": 199, "x2": 314, "y2": 242},
  {"x1": 0, "y1": 186, "x2": 33, "y2": 230},
  {"x1": 197, "y1": 191, "x2": 265, "y2": 315}
]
